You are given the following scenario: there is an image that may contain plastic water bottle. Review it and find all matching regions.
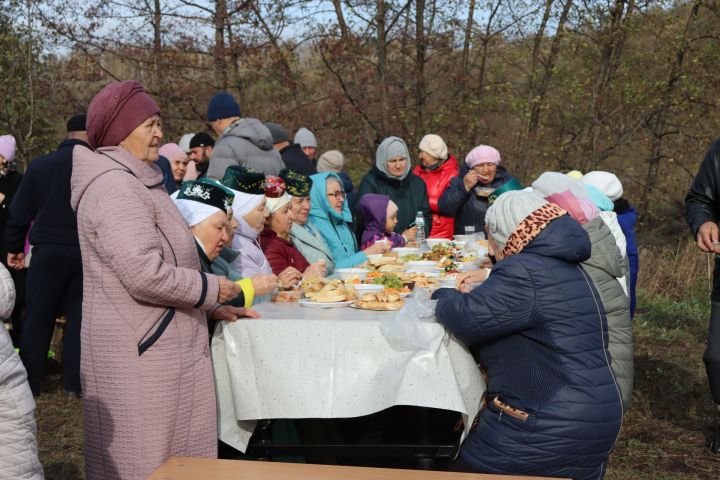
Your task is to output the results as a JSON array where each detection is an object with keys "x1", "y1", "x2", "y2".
[{"x1": 415, "y1": 211, "x2": 426, "y2": 249}]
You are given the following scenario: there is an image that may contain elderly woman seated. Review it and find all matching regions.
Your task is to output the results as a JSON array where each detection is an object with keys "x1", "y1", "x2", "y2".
[
  {"x1": 219, "y1": 166, "x2": 307, "y2": 289},
  {"x1": 309, "y1": 172, "x2": 388, "y2": 268},
  {"x1": 282, "y1": 169, "x2": 336, "y2": 275},
  {"x1": 432, "y1": 190, "x2": 622, "y2": 479},
  {"x1": 259, "y1": 173, "x2": 326, "y2": 279},
  {"x1": 173, "y1": 178, "x2": 275, "y2": 311}
]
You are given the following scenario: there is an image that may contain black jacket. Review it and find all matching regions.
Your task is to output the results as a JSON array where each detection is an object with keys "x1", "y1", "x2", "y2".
[
  {"x1": 280, "y1": 143, "x2": 317, "y2": 176},
  {"x1": 438, "y1": 164, "x2": 515, "y2": 235},
  {"x1": 685, "y1": 138, "x2": 720, "y2": 300},
  {"x1": 5, "y1": 139, "x2": 91, "y2": 254}
]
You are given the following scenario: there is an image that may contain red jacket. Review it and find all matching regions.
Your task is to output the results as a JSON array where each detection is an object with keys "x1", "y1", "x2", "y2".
[
  {"x1": 259, "y1": 227, "x2": 310, "y2": 275},
  {"x1": 413, "y1": 156, "x2": 458, "y2": 238}
]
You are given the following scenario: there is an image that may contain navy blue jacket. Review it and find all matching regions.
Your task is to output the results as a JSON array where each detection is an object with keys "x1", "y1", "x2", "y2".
[
  {"x1": 437, "y1": 164, "x2": 516, "y2": 235},
  {"x1": 155, "y1": 155, "x2": 178, "y2": 194},
  {"x1": 433, "y1": 215, "x2": 622, "y2": 480},
  {"x1": 614, "y1": 199, "x2": 638, "y2": 317},
  {"x1": 280, "y1": 143, "x2": 317, "y2": 176},
  {"x1": 5, "y1": 139, "x2": 90, "y2": 253}
]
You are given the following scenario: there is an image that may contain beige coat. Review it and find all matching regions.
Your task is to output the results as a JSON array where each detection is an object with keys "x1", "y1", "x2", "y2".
[{"x1": 71, "y1": 146, "x2": 220, "y2": 480}]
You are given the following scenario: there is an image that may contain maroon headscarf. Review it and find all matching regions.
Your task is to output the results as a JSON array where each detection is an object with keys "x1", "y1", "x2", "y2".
[{"x1": 87, "y1": 80, "x2": 161, "y2": 149}]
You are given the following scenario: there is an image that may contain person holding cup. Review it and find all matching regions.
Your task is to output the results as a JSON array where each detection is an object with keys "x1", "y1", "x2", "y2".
[{"x1": 438, "y1": 145, "x2": 519, "y2": 236}]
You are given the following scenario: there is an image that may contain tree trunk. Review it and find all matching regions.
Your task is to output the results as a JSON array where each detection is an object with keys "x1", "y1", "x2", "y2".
[
  {"x1": 521, "y1": 0, "x2": 573, "y2": 173},
  {"x1": 584, "y1": 0, "x2": 635, "y2": 170},
  {"x1": 461, "y1": 0, "x2": 476, "y2": 78},
  {"x1": 376, "y1": 0, "x2": 389, "y2": 138},
  {"x1": 640, "y1": 0, "x2": 700, "y2": 213},
  {"x1": 331, "y1": 0, "x2": 350, "y2": 39},
  {"x1": 414, "y1": 0, "x2": 426, "y2": 142},
  {"x1": 214, "y1": 0, "x2": 228, "y2": 90}
]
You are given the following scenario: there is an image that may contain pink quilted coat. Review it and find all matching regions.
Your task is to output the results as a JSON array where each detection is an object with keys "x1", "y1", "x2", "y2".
[{"x1": 71, "y1": 146, "x2": 220, "y2": 480}]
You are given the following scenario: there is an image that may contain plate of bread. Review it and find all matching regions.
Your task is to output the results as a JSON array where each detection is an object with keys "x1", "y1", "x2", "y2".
[
  {"x1": 300, "y1": 278, "x2": 356, "y2": 307},
  {"x1": 351, "y1": 288, "x2": 405, "y2": 311}
]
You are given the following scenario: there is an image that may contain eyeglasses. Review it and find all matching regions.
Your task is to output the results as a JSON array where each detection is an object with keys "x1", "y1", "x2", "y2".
[{"x1": 327, "y1": 190, "x2": 346, "y2": 200}]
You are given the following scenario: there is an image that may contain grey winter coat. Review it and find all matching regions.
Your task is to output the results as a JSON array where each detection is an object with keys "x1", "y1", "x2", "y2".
[
  {"x1": 207, "y1": 118, "x2": 285, "y2": 178},
  {"x1": 0, "y1": 264, "x2": 44, "y2": 479},
  {"x1": 582, "y1": 217, "x2": 634, "y2": 412},
  {"x1": 290, "y1": 222, "x2": 335, "y2": 275}
]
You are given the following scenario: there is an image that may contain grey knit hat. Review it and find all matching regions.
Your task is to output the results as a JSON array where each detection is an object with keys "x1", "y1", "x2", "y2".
[
  {"x1": 317, "y1": 150, "x2": 345, "y2": 172},
  {"x1": 294, "y1": 127, "x2": 317, "y2": 148},
  {"x1": 485, "y1": 190, "x2": 548, "y2": 251}
]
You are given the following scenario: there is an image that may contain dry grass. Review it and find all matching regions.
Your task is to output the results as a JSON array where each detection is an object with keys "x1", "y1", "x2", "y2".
[
  {"x1": 34, "y1": 245, "x2": 720, "y2": 479},
  {"x1": 637, "y1": 239, "x2": 713, "y2": 301}
]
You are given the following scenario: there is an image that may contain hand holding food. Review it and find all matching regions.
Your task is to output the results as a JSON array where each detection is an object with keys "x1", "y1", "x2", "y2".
[
  {"x1": 251, "y1": 274, "x2": 279, "y2": 296},
  {"x1": 457, "y1": 269, "x2": 489, "y2": 292},
  {"x1": 217, "y1": 276, "x2": 242, "y2": 303},
  {"x1": 279, "y1": 267, "x2": 303, "y2": 287},
  {"x1": 304, "y1": 260, "x2": 326, "y2": 280},
  {"x1": 403, "y1": 226, "x2": 418, "y2": 241},
  {"x1": 697, "y1": 221, "x2": 720, "y2": 253},
  {"x1": 364, "y1": 241, "x2": 389, "y2": 255},
  {"x1": 463, "y1": 170, "x2": 481, "y2": 191}
]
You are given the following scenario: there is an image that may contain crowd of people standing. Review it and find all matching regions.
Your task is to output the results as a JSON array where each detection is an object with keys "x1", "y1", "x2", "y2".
[{"x1": 0, "y1": 77, "x2": 676, "y2": 480}]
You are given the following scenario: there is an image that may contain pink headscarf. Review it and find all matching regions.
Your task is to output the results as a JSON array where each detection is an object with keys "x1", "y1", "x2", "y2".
[
  {"x1": 532, "y1": 172, "x2": 599, "y2": 225},
  {"x1": 0, "y1": 135, "x2": 16, "y2": 162},
  {"x1": 465, "y1": 145, "x2": 501, "y2": 168},
  {"x1": 158, "y1": 143, "x2": 186, "y2": 161},
  {"x1": 87, "y1": 80, "x2": 160, "y2": 149}
]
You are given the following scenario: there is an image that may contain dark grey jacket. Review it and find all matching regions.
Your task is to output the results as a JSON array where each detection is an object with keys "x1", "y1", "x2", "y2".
[{"x1": 207, "y1": 118, "x2": 285, "y2": 178}]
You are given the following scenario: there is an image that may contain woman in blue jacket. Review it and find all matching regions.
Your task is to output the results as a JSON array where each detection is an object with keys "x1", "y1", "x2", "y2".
[
  {"x1": 433, "y1": 190, "x2": 622, "y2": 480},
  {"x1": 308, "y1": 172, "x2": 387, "y2": 269}
]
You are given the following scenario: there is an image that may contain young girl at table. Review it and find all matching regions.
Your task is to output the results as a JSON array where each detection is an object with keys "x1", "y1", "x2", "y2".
[{"x1": 357, "y1": 193, "x2": 416, "y2": 249}]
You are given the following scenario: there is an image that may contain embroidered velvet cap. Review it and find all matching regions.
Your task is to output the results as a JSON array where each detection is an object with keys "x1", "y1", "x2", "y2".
[
  {"x1": 220, "y1": 166, "x2": 266, "y2": 195},
  {"x1": 279, "y1": 168, "x2": 312, "y2": 197},
  {"x1": 174, "y1": 179, "x2": 234, "y2": 226}
]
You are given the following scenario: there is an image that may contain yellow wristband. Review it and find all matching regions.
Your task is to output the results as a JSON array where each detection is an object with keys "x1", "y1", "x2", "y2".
[{"x1": 235, "y1": 278, "x2": 255, "y2": 307}]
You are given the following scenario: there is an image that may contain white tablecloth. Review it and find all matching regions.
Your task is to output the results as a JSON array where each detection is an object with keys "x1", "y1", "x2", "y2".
[{"x1": 211, "y1": 302, "x2": 485, "y2": 452}]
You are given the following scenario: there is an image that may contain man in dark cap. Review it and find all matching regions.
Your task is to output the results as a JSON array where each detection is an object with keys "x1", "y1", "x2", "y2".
[
  {"x1": 265, "y1": 122, "x2": 317, "y2": 176},
  {"x1": 188, "y1": 132, "x2": 215, "y2": 179},
  {"x1": 5, "y1": 114, "x2": 89, "y2": 397}
]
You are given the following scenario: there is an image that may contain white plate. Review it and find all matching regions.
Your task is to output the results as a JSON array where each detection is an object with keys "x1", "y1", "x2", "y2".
[
  {"x1": 391, "y1": 247, "x2": 420, "y2": 256},
  {"x1": 351, "y1": 284, "x2": 385, "y2": 293},
  {"x1": 299, "y1": 299, "x2": 354, "y2": 309},
  {"x1": 425, "y1": 238, "x2": 453, "y2": 248},
  {"x1": 336, "y1": 268, "x2": 369, "y2": 281},
  {"x1": 404, "y1": 269, "x2": 440, "y2": 277}
]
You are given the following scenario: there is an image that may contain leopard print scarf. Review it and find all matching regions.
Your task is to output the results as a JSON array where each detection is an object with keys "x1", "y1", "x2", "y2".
[{"x1": 502, "y1": 203, "x2": 567, "y2": 258}]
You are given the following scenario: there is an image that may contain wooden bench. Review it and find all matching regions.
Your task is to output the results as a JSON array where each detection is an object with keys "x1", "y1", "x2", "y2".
[{"x1": 149, "y1": 457, "x2": 568, "y2": 479}]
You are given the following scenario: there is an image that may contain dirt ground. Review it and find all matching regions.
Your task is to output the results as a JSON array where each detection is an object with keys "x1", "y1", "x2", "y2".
[{"x1": 34, "y1": 316, "x2": 720, "y2": 479}]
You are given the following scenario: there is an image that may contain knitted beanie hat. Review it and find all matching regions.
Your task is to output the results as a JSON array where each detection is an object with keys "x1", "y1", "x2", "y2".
[
  {"x1": 582, "y1": 171, "x2": 623, "y2": 201},
  {"x1": 418, "y1": 134, "x2": 448, "y2": 161}
]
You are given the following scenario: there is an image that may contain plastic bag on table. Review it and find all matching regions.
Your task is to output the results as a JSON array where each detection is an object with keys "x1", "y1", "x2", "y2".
[{"x1": 380, "y1": 288, "x2": 442, "y2": 352}]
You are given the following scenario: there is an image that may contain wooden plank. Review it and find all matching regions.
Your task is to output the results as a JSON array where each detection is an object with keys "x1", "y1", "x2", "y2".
[{"x1": 149, "y1": 457, "x2": 567, "y2": 480}]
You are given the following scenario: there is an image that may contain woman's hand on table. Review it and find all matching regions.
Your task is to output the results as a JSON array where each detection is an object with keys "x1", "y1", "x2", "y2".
[
  {"x1": 456, "y1": 269, "x2": 489, "y2": 292},
  {"x1": 479, "y1": 254, "x2": 493, "y2": 269},
  {"x1": 212, "y1": 305, "x2": 261, "y2": 322},
  {"x1": 217, "y1": 277, "x2": 242, "y2": 303},
  {"x1": 251, "y1": 274, "x2": 279, "y2": 296},
  {"x1": 278, "y1": 267, "x2": 303, "y2": 288},
  {"x1": 304, "y1": 260, "x2": 326, "y2": 280}
]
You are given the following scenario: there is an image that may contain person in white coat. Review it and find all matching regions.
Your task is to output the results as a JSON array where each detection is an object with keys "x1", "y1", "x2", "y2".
[{"x1": 0, "y1": 262, "x2": 44, "y2": 479}]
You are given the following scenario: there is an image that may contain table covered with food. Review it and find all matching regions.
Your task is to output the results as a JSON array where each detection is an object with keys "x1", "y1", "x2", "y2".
[{"x1": 211, "y1": 238, "x2": 488, "y2": 453}]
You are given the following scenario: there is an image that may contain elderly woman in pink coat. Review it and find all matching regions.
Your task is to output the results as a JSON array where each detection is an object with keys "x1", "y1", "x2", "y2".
[{"x1": 71, "y1": 80, "x2": 249, "y2": 480}]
